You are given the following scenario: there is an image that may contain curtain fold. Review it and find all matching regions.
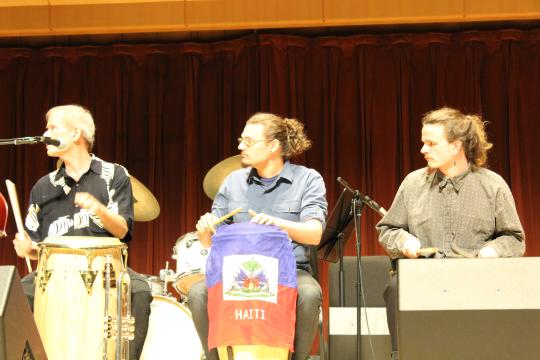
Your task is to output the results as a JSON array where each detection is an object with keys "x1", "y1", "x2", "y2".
[{"x1": 0, "y1": 30, "x2": 538, "y2": 298}]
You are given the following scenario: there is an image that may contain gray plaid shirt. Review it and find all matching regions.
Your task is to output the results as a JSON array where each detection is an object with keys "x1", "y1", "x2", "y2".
[{"x1": 377, "y1": 166, "x2": 525, "y2": 259}]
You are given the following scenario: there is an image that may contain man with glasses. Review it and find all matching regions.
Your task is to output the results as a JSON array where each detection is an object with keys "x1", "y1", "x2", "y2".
[{"x1": 191, "y1": 112, "x2": 328, "y2": 360}]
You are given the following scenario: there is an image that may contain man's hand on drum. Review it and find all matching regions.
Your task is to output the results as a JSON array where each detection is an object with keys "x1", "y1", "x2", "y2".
[
  {"x1": 478, "y1": 245, "x2": 499, "y2": 258},
  {"x1": 402, "y1": 235, "x2": 421, "y2": 259},
  {"x1": 196, "y1": 212, "x2": 219, "y2": 247},
  {"x1": 13, "y1": 231, "x2": 38, "y2": 260},
  {"x1": 74, "y1": 192, "x2": 105, "y2": 215},
  {"x1": 248, "y1": 209, "x2": 282, "y2": 227}
]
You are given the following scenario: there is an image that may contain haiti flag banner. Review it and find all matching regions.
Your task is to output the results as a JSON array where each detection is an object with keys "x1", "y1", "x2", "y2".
[{"x1": 206, "y1": 222, "x2": 297, "y2": 352}]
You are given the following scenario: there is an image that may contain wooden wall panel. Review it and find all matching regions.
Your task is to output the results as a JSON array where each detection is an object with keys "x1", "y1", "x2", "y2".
[
  {"x1": 0, "y1": 0, "x2": 540, "y2": 37},
  {"x1": 49, "y1": 1, "x2": 185, "y2": 35},
  {"x1": 465, "y1": 0, "x2": 540, "y2": 20},
  {"x1": 324, "y1": 0, "x2": 464, "y2": 25},
  {"x1": 184, "y1": 0, "x2": 323, "y2": 29},
  {"x1": 0, "y1": 2, "x2": 49, "y2": 36}
]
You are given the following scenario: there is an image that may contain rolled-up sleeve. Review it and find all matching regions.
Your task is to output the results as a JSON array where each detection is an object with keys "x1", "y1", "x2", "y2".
[
  {"x1": 300, "y1": 170, "x2": 328, "y2": 230},
  {"x1": 212, "y1": 179, "x2": 231, "y2": 221},
  {"x1": 488, "y1": 181, "x2": 525, "y2": 257}
]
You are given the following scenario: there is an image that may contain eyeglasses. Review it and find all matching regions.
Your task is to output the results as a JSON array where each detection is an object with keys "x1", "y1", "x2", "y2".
[{"x1": 237, "y1": 136, "x2": 268, "y2": 147}]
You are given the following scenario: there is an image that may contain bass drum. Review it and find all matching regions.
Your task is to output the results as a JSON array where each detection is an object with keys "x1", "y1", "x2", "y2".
[{"x1": 140, "y1": 295, "x2": 204, "y2": 360}]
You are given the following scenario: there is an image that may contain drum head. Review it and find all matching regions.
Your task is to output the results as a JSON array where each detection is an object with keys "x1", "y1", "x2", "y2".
[
  {"x1": 173, "y1": 232, "x2": 199, "y2": 254},
  {"x1": 43, "y1": 236, "x2": 123, "y2": 248},
  {"x1": 140, "y1": 295, "x2": 203, "y2": 360},
  {"x1": 172, "y1": 232, "x2": 209, "y2": 297}
]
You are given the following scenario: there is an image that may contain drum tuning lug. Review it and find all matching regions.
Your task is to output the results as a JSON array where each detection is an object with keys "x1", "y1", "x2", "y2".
[
  {"x1": 79, "y1": 270, "x2": 98, "y2": 294},
  {"x1": 159, "y1": 268, "x2": 175, "y2": 282},
  {"x1": 38, "y1": 270, "x2": 53, "y2": 293},
  {"x1": 102, "y1": 259, "x2": 116, "y2": 289}
]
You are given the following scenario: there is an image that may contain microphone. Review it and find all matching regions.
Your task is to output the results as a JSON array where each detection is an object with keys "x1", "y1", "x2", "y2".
[
  {"x1": 11, "y1": 136, "x2": 64, "y2": 147},
  {"x1": 337, "y1": 176, "x2": 387, "y2": 216}
]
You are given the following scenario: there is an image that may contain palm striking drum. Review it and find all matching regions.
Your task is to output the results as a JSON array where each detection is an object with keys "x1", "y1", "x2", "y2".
[
  {"x1": 206, "y1": 222, "x2": 297, "y2": 360},
  {"x1": 140, "y1": 295, "x2": 204, "y2": 359},
  {"x1": 34, "y1": 237, "x2": 131, "y2": 360},
  {"x1": 172, "y1": 232, "x2": 210, "y2": 296}
]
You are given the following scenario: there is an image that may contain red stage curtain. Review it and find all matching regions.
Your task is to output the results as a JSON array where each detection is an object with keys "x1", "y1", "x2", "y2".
[{"x1": 1, "y1": 30, "x2": 539, "y2": 319}]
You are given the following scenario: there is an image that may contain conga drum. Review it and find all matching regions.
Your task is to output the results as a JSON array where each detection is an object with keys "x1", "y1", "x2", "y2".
[
  {"x1": 34, "y1": 237, "x2": 128, "y2": 360},
  {"x1": 206, "y1": 223, "x2": 297, "y2": 360}
]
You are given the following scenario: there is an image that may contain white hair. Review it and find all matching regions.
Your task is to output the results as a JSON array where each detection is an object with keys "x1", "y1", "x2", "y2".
[{"x1": 47, "y1": 105, "x2": 96, "y2": 150}]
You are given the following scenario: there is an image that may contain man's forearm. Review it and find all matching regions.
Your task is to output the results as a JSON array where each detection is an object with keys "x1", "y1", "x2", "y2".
[
  {"x1": 97, "y1": 208, "x2": 128, "y2": 240},
  {"x1": 277, "y1": 218, "x2": 323, "y2": 245}
]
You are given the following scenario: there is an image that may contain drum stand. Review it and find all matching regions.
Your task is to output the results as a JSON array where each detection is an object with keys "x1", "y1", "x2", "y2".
[{"x1": 159, "y1": 261, "x2": 177, "y2": 298}]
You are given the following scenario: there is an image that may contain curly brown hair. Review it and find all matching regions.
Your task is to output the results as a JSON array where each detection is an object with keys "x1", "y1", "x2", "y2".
[
  {"x1": 422, "y1": 107, "x2": 493, "y2": 167},
  {"x1": 246, "y1": 113, "x2": 312, "y2": 159}
]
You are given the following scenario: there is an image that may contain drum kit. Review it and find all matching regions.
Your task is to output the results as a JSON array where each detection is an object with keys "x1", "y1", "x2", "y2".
[
  {"x1": 13, "y1": 155, "x2": 292, "y2": 360},
  {"x1": 140, "y1": 156, "x2": 243, "y2": 360}
]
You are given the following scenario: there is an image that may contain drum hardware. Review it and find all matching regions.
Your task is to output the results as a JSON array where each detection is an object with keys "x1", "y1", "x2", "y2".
[
  {"x1": 103, "y1": 255, "x2": 117, "y2": 292},
  {"x1": 80, "y1": 249, "x2": 98, "y2": 294},
  {"x1": 158, "y1": 261, "x2": 176, "y2": 297},
  {"x1": 103, "y1": 255, "x2": 135, "y2": 360},
  {"x1": 37, "y1": 246, "x2": 52, "y2": 292}
]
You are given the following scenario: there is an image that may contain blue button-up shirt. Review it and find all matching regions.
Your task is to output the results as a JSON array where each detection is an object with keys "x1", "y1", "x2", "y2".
[{"x1": 212, "y1": 161, "x2": 328, "y2": 270}]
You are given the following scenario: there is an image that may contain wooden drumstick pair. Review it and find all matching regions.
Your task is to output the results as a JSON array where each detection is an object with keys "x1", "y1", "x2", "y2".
[
  {"x1": 212, "y1": 207, "x2": 243, "y2": 226},
  {"x1": 5, "y1": 180, "x2": 33, "y2": 272}
]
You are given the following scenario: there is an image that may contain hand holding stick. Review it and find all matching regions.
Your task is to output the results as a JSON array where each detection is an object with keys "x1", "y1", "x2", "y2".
[
  {"x1": 5, "y1": 180, "x2": 32, "y2": 272},
  {"x1": 213, "y1": 207, "x2": 243, "y2": 226}
]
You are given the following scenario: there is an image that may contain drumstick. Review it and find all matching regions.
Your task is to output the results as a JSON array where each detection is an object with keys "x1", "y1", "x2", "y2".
[
  {"x1": 213, "y1": 207, "x2": 243, "y2": 226},
  {"x1": 418, "y1": 247, "x2": 439, "y2": 258},
  {"x1": 5, "y1": 180, "x2": 32, "y2": 273}
]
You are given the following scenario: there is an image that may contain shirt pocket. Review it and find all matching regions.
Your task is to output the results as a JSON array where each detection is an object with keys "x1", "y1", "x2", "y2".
[
  {"x1": 227, "y1": 201, "x2": 249, "y2": 223},
  {"x1": 455, "y1": 214, "x2": 494, "y2": 250},
  {"x1": 274, "y1": 200, "x2": 301, "y2": 222}
]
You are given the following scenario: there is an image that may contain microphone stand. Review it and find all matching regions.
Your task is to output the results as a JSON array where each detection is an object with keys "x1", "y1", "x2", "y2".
[
  {"x1": 337, "y1": 177, "x2": 386, "y2": 360},
  {"x1": 352, "y1": 196, "x2": 365, "y2": 360},
  {"x1": 1, "y1": 136, "x2": 43, "y2": 146}
]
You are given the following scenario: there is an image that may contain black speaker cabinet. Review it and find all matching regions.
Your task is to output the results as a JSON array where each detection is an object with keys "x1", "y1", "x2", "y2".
[
  {"x1": 0, "y1": 266, "x2": 47, "y2": 360},
  {"x1": 397, "y1": 258, "x2": 540, "y2": 360},
  {"x1": 328, "y1": 256, "x2": 392, "y2": 360}
]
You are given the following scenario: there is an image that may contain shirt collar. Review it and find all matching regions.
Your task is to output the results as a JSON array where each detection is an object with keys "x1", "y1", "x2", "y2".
[
  {"x1": 247, "y1": 160, "x2": 294, "y2": 185},
  {"x1": 54, "y1": 154, "x2": 102, "y2": 182},
  {"x1": 428, "y1": 166, "x2": 471, "y2": 191}
]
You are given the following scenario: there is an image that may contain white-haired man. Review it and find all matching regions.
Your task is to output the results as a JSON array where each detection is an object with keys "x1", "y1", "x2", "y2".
[{"x1": 12, "y1": 104, "x2": 151, "y2": 359}]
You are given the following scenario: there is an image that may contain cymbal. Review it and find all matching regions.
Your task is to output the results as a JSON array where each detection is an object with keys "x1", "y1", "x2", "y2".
[
  {"x1": 130, "y1": 176, "x2": 160, "y2": 222},
  {"x1": 203, "y1": 155, "x2": 243, "y2": 200},
  {"x1": 56, "y1": 159, "x2": 160, "y2": 222}
]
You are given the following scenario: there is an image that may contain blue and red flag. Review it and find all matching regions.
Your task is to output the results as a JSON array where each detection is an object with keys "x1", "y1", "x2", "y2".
[{"x1": 206, "y1": 222, "x2": 297, "y2": 352}]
